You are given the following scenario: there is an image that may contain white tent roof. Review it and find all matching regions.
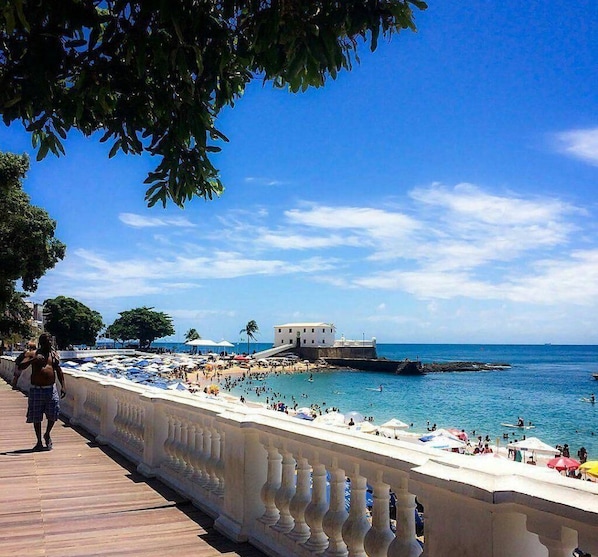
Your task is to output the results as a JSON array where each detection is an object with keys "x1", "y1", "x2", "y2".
[
  {"x1": 381, "y1": 418, "x2": 410, "y2": 429},
  {"x1": 216, "y1": 340, "x2": 234, "y2": 347},
  {"x1": 185, "y1": 339, "x2": 218, "y2": 347},
  {"x1": 507, "y1": 437, "x2": 557, "y2": 454}
]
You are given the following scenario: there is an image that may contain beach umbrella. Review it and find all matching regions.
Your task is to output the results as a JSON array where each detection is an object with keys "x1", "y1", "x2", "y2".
[
  {"x1": 507, "y1": 437, "x2": 557, "y2": 455},
  {"x1": 354, "y1": 421, "x2": 379, "y2": 434},
  {"x1": 447, "y1": 427, "x2": 469, "y2": 441},
  {"x1": 420, "y1": 434, "x2": 465, "y2": 450},
  {"x1": 578, "y1": 460, "x2": 598, "y2": 476},
  {"x1": 547, "y1": 456, "x2": 581, "y2": 472},
  {"x1": 381, "y1": 418, "x2": 410, "y2": 430},
  {"x1": 313, "y1": 411, "x2": 345, "y2": 425},
  {"x1": 294, "y1": 412, "x2": 314, "y2": 421},
  {"x1": 419, "y1": 428, "x2": 461, "y2": 443},
  {"x1": 216, "y1": 340, "x2": 234, "y2": 348},
  {"x1": 344, "y1": 411, "x2": 365, "y2": 425}
]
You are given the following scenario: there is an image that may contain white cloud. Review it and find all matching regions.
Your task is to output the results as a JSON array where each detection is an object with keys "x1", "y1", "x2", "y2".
[
  {"x1": 244, "y1": 176, "x2": 285, "y2": 186},
  {"x1": 554, "y1": 127, "x2": 598, "y2": 166},
  {"x1": 36, "y1": 183, "x2": 597, "y2": 314},
  {"x1": 119, "y1": 213, "x2": 197, "y2": 228}
]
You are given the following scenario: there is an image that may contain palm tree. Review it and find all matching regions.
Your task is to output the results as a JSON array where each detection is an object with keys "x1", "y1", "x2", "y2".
[
  {"x1": 239, "y1": 320, "x2": 259, "y2": 354},
  {"x1": 185, "y1": 328, "x2": 200, "y2": 341}
]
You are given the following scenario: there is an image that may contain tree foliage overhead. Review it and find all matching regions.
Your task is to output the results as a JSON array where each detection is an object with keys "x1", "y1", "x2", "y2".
[
  {"x1": 0, "y1": 1, "x2": 426, "y2": 207},
  {"x1": 0, "y1": 151, "x2": 65, "y2": 340},
  {"x1": 0, "y1": 289, "x2": 32, "y2": 340},
  {"x1": 43, "y1": 295, "x2": 104, "y2": 348},
  {"x1": 106, "y1": 306, "x2": 174, "y2": 348}
]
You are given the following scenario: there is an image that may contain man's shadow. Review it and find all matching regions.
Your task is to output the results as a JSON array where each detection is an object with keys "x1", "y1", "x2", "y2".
[{"x1": 0, "y1": 447, "x2": 50, "y2": 455}]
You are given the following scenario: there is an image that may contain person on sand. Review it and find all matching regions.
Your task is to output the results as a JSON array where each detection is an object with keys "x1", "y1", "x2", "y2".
[{"x1": 17, "y1": 333, "x2": 66, "y2": 451}]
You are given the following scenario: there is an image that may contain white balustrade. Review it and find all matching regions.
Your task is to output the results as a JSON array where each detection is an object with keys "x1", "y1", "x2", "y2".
[
  {"x1": 322, "y1": 463, "x2": 349, "y2": 557},
  {"x1": 272, "y1": 447, "x2": 296, "y2": 533},
  {"x1": 2, "y1": 356, "x2": 597, "y2": 557},
  {"x1": 260, "y1": 443, "x2": 282, "y2": 526},
  {"x1": 363, "y1": 474, "x2": 394, "y2": 557},
  {"x1": 342, "y1": 470, "x2": 370, "y2": 557},
  {"x1": 288, "y1": 455, "x2": 312, "y2": 543},
  {"x1": 303, "y1": 461, "x2": 329, "y2": 552}
]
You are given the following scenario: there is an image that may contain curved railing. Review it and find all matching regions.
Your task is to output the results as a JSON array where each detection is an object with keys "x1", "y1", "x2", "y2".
[{"x1": 2, "y1": 355, "x2": 597, "y2": 557}]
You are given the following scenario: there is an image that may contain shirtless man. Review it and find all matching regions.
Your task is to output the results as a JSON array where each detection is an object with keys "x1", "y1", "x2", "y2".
[{"x1": 17, "y1": 333, "x2": 66, "y2": 451}]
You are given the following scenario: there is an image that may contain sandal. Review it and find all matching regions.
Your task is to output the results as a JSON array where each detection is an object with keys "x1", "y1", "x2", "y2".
[{"x1": 44, "y1": 434, "x2": 53, "y2": 450}]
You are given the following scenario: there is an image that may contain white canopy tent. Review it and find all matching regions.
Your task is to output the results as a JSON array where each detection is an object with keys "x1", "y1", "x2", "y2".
[
  {"x1": 185, "y1": 339, "x2": 219, "y2": 347},
  {"x1": 507, "y1": 437, "x2": 557, "y2": 455}
]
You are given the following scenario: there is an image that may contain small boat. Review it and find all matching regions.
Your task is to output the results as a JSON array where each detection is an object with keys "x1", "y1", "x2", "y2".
[
  {"x1": 593, "y1": 373, "x2": 598, "y2": 380},
  {"x1": 500, "y1": 422, "x2": 536, "y2": 430}
]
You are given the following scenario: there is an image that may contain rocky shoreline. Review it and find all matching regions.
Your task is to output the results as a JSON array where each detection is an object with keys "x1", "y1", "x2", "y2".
[{"x1": 422, "y1": 361, "x2": 510, "y2": 372}]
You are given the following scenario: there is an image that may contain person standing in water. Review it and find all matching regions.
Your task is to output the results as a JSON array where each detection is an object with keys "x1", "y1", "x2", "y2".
[{"x1": 17, "y1": 333, "x2": 66, "y2": 451}]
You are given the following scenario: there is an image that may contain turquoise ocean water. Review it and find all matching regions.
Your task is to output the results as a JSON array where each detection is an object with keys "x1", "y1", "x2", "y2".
[{"x1": 155, "y1": 342, "x2": 598, "y2": 459}]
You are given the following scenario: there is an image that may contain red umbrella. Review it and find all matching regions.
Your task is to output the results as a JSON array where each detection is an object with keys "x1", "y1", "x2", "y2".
[{"x1": 546, "y1": 456, "x2": 580, "y2": 471}]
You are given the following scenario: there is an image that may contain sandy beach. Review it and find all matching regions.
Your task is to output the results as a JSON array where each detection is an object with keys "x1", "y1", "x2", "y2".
[{"x1": 176, "y1": 359, "x2": 596, "y2": 481}]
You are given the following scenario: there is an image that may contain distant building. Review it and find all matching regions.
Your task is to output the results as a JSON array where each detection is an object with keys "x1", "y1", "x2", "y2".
[
  {"x1": 274, "y1": 322, "x2": 336, "y2": 348},
  {"x1": 24, "y1": 301, "x2": 44, "y2": 330}
]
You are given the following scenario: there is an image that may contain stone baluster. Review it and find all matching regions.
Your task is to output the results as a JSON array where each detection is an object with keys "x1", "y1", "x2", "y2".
[
  {"x1": 214, "y1": 430, "x2": 225, "y2": 497},
  {"x1": 322, "y1": 461, "x2": 348, "y2": 557},
  {"x1": 388, "y1": 478, "x2": 422, "y2": 557},
  {"x1": 206, "y1": 427, "x2": 221, "y2": 492},
  {"x1": 287, "y1": 455, "x2": 312, "y2": 543},
  {"x1": 163, "y1": 415, "x2": 176, "y2": 470},
  {"x1": 302, "y1": 461, "x2": 329, "y2": 553},
  {"x1": 259, "y1": 443, "x2": 282, "y2": 526},
  {"x1": 124, "y1": 400, "x2": 133, "y2": 444},
  {"x1": 198, "y1": 424, "x2": 212, "y2": 487},
  {"x1": 184, "y1": 422, "x2": 197, "y2": 479},
  {"x1": 172, "y1": 417, "x2": 185, "y2": 473},
  {"x1": 273, "y1": 447, "x2": 296, "y2": 533},
  {"x1": 179, "y1": 420, "x2": 191, "y2": 477},
  {"x1": 191, "y1": 425, "x2": 204, "y2": 484},
  {"x1": 342, "y1": 470, "x2": 370, "y2": 557},
  {"x1": 113, "y1": 398, "x2": 124, "y2": 440},
  {"x1": 364, "y1": 473, "x2": 394, "y2": 557},
  {"x1": 528, "y1": 517, "x2": 576, "y2": 557}
]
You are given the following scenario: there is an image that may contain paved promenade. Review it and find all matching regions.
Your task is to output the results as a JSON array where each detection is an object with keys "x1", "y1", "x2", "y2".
[{"x1": 0, "y1": 379, "x2": 265, "y2": 557}]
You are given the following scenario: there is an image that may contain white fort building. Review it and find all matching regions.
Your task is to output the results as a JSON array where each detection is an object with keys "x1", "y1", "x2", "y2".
[{"x1": 274, "y1": 322, "x2": 336, "y2": 347}]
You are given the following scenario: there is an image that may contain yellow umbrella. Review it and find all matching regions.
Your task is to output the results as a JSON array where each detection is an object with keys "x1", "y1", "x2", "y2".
[{"x1": 578, "y1": 460, "x2": 598, "y2": 475}]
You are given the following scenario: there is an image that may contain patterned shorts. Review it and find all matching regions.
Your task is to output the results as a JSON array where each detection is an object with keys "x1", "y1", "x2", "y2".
[{"x1": 27, "y1": 386, "x2": 60, "y2": 423}]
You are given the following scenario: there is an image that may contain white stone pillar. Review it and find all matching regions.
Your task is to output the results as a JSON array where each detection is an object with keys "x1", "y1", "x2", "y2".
[
  {"x1": 260, "y1": 443, "x2": 282, "y2": 526},
  {"x1": 214, "y1": 430, "x2": 225, "y2": 497},
  {"x1": 303, "y1": 462, "x2": 329, "y2": 553},
  {"x1": 388, "y1": 481, "x2": 422, "y2": 557},
  {"x1": 288, "y1": 455, "x2": 312, "y2": 543},
  {"x1": 138, "y1": 397, "x2": 168, "y2": 478},
  {"x1": 528, "y1": 517, "x2": 575, "y2": 557},
  {"x1": 207, "y1": 427, "x2": 221, "y2": 492},
  {"x1": 322, "y1": 463, "x2": 348, "y2": 557},
  {"x1": 97, "y1": 384, "x2": 117, "y2": 445},
  {"x1": 342, "y1": 471, "x2": 370, "y2": 557},
  {"x1": 198, "y1": 424, "x2": 212, "y2": 487},
  {"x1": 364, "y1": 474, "x2": 394, "y2": 557},
  {"x1": 273, "y1": 447, "x2": 296, "y2": 533}
]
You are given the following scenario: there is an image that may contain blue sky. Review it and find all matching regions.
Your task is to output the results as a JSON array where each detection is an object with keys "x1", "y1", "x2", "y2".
[{"x1": 2, "y1": 2, "x2": 598, "y2": 345}]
